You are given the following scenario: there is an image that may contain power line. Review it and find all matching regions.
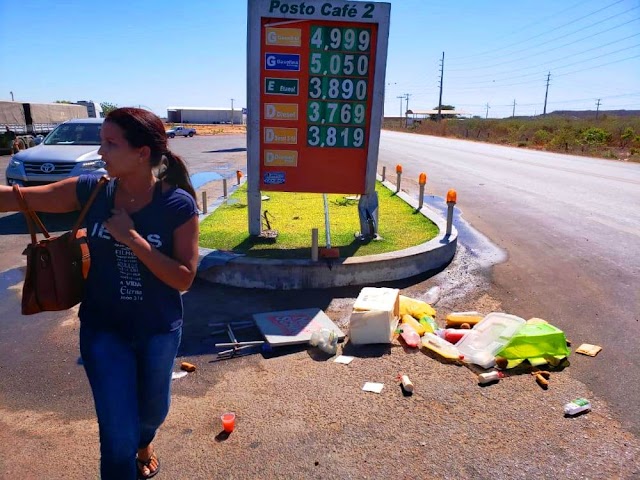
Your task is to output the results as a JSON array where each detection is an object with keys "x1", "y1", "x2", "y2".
[
  {"x1": 449, "y1": 6, "x2": 640, "y2": 71},
  {"x1": 448, "y1": 33, "x2": 640, "y2": 86},
  {"x1": 450, "y1": 0, "x2": 628, "y2": 62}
]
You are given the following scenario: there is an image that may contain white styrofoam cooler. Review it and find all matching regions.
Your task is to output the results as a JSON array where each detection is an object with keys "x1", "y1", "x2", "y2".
[{"x1": 349, "y1": 287, "x2": 400, "y2": 345}]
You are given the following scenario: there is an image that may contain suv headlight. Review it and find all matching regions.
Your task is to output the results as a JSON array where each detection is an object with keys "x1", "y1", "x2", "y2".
[
  {"x1": 8, "y1": 158, "x2": 22, "y2": 168},
  {"x1": 81, "y1": 159, "x2": 106, "y2": 170}
]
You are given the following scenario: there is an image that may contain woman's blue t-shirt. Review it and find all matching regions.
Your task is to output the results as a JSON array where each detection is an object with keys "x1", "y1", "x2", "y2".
[{"x1": 76, "y1": 175, "x2": 198, "y2": 335}]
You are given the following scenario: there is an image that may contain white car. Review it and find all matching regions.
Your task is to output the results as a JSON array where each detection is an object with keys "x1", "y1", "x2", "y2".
[
  {"x1": 165, "y1": 126, "x2": 196, "y2": 138},
  {"x1": 5, "y1": 118, "x2": 106, "y2": 186}
]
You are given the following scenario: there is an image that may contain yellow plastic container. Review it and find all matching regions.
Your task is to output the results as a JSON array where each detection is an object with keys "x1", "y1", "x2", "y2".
[
  {"x1": 445, "y1": 311, "x2": 484, "y2": 328},
  {"x1": 399, "y1": 295, "x2": 436, "y2": 319},
  {"x1": 401, "y1": 314, "x2": 426, "y2": 336}
]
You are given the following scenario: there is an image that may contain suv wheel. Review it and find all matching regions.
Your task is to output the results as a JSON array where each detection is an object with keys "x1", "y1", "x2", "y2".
[
  {"x1": 168, "y1": 133, "x2": 175, "y2": 138},
  {"x1": 188, "y1": 132, "x2": 194, "y2": 137}
]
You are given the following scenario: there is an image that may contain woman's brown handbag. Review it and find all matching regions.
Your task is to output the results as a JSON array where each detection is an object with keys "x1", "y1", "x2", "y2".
[{"x1": 13, "y1": 177, "x2": 108, "y2": 315}]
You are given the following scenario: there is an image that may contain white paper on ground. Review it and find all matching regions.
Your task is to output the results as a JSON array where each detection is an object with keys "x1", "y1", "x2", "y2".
[
  {"x1": 172, "y1": 371, "x2": 188, "y2": 380},
  {"x1": 334, "y1": 355, "x2": 354, "y2": 365},
  {"x1": 362, "y1": 382, "x2": 384, "y2": 393}
]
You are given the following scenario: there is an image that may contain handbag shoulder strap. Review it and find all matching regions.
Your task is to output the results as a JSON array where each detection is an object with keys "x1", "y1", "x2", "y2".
[
  {"x1": 70, "y1": 175, "x2": 109, "y2": 239},
  {"x1": 13, "y1": 184, "x2": 48, "y2": 243}
]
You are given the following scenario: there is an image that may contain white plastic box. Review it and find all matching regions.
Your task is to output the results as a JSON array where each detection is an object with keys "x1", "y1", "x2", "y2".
[
  {"x1": 455, "y1": 312, "x2": 526, "y2": 368},
  {"x1": 349, "y1": 287, "x2": 400, "y2": 345}
]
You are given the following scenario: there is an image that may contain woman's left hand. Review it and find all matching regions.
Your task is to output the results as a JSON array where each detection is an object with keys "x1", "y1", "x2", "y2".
[{"x1": 103, "y1": 209, "x2": 136, "y2": 246}]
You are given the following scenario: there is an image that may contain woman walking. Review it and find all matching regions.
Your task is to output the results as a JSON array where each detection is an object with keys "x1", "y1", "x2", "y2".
[{"x1": 0, "y1": 107, "x2": 199, "y2": 479}]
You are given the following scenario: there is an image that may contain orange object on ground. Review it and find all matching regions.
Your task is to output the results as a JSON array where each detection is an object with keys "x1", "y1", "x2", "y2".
[{"x1": 180, "y1": 362, "x2": 196, "y2": 372}]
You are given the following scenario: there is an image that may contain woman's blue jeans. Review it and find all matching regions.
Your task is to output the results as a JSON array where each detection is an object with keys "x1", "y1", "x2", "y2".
[{"x1": 80, "y1": 324, "x2": 181, "y2": 480}]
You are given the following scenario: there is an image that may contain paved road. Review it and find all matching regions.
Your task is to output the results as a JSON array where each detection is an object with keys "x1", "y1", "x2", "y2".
[{"x1": 378, "y1": 130, "x2": 640, "y2": 434}]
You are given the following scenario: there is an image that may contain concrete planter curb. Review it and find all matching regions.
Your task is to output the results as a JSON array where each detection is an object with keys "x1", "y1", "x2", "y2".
[{"x1": 196, "y1": 178, "x2": 457, "y2": 289}]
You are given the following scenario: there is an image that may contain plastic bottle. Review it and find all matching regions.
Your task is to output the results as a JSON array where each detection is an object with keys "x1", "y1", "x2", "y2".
[
  {"x1": 436, "y1": 328, "x2": 471, "y2": 344},
  {"x1": 309, "y1": 329, "x2": 338, "y2": 355},
  {"x1": 564, "y1": 398, "x2": 591, "y2": 416},
  {"x1": 478, "y1": 371, "x2": 505, "y2": 384},
  {"x1": 423, "y1": 286, "x2": 441, "y2": 305},
  {"x1": 419, "y1": 315, "x2": 439, "y2": 333},
  {"x1": 399, "y1": 323, "x2": 421, "y2": 348},
  {"x1": 402, "y1": 314, "x2": 426, "y2": 336}
]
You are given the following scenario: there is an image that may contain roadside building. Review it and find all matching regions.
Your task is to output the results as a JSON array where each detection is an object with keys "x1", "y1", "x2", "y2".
[{"x1": 167, "y1": 107, "x2": 243, "y2": 125}]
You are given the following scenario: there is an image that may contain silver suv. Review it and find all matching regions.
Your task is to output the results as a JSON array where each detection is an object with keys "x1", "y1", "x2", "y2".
[{"x1": 5, "y1": 118, "x2": 106, "y2": 186}]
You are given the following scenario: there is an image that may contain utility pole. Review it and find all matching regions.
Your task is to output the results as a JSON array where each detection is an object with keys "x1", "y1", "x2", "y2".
[
  {"x1": 543, "y1": 72, "x2": 551, "y2": 115},
  {"x1": 404, "y1": 93, "x2": 411, "y2": 115},
  {"x1": 512, "y1": 99, "x2": 517, "y2": 118},
  {"x1": 403, "y1": 93, "x2": 412, "y2": 127},
  {"x1": 9, "y1": 91, "x2": 14, "y2": 101},
  {"x1": 396, "y1": 95, "x2": 404, "y2": 118},
  {"x1": 485, "y1": 103, "x2": 490, "y2": 119},
  {"x1": 595, "y1": 98, "x2": 601, "y2": 120},
  {"x1": 231, "y1": 98, "x2": 236, "y2": 125},
  {"x1": 437, "y1": 51, "x2": 445, "y2": 122}
]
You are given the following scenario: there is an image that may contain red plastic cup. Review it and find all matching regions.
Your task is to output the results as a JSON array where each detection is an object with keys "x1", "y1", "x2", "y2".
[{"x1": 221, "y1": 412, "x2": 236, "y2": 433}]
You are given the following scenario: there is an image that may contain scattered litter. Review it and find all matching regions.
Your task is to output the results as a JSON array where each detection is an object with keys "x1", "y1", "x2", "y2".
[
  {"x1": 400, "y1": 375, "x2": 414, "y2": 393},
  {"x1": 494, "y1": 318, "x2": 571, "y2": 369},
  {"x1": 399, "y1": 322, "x2": 421, "y2": 347},
  {"x1": 362, "y1": 382, "x2": 384, "y2": 394},
  {"x1": 576, "y1": 343, "x2": 602, "y2": 357},
  {"x1": 254, "y1": 308, "x2": 344, "y2": 346},
  {"x1": 399, "y1": 295, "x2": 436, "y2": 319},
  {"x1": 445, "y1": 311, "x2": 483, "y2": 328},
  {"x1": 534, "y1": 372, "x2": 550, "y2": 390},
  {"x1": 349, "y1": 288, "x2": 399, "y2": 345},
  {"x1": 422, "y1": 333, "x2": 463, "y2": 361},
  {"x1": 309, "y1": 328, "x2": 338, "y2": 354},
  {"x1": 455, "y1": 313, "x2": 526, "y2": 368},
  {"x1": 564, "y1": 398, "x2": 591, "y2": 416},
  {"x1": 334, "y1": 355, "x2": 354, "y2": 365},
  {"x1": 478, "y1": 371, "x2": 504, "y2": 384},
  {"x1": 172, "y1": 371, "x2": 188, "y2": 380},
  {"x1": 180, "y1": 362, "x2": 197, "y2": 372},
  {"x1": 423, "y1": 286, "x2": 441, "y2": 305}
]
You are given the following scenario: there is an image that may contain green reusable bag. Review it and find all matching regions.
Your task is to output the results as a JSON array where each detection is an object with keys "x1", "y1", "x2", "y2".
[{"x1": 495, "y1": 319, "x2": 571, "y2": 369}]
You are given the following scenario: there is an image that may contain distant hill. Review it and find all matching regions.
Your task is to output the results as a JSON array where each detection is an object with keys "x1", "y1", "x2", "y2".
[{"x1": 547, "y1": 110, "x2": 640, "y2": 119}]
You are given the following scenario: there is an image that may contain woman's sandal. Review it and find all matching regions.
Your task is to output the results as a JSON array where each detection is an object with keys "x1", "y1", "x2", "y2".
[{"x1": 136, "y1": 452, "x2": 160, "y2": 479}]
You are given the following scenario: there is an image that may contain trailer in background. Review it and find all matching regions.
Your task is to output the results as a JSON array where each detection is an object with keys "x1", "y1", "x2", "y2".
[{"x1": 0, "y1": 101, "x2": 88, "y2": 154}]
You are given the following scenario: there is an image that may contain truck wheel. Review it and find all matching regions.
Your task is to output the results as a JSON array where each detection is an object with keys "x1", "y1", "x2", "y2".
[
  {"x1": 168, "y1": 133, "x2": 175, "y2": 138},
  {"x1": 188, "y1": 132, "x2": 194, "y2": 137}
]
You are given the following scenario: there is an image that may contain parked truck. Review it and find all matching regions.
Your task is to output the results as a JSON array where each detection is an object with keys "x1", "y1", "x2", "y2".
[{"x1": 0, "y1": 101, "x2": 88, "y2": 154}]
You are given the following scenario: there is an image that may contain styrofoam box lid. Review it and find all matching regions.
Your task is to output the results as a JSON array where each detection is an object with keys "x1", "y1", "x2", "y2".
[
  {"x1": 353, "y1": 287, "x2": 399, "y2": 312},
  {"x1": 456, "y1": 312, "x2": 526, "y2": 361}
]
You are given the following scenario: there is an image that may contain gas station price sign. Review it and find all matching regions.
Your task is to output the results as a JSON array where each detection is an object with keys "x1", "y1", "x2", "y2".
[{"x1": 248, "y1": 0, "x2": 390, "y2": 196}]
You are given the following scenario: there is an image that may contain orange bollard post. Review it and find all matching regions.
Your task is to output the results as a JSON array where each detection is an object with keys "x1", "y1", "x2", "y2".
[
  {"x1": 446, "y1": 189, "x2": 457, "y2": 236},
  {"x1": 395, "y1": 164, "x2": 403, "y2": 193},
  {"x1": 418, "y1": 172, "x2": 427, "y2": 209}
]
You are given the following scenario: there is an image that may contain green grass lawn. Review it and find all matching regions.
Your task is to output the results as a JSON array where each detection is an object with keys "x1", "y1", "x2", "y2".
[{"x1": 199, "y1": 181, "x2": 439, "y2": 259}]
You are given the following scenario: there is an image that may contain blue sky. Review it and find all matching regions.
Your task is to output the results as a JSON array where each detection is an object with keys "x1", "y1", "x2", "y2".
[{"x1": 1, "y1": 0, "x2": 638, "y2": 118}]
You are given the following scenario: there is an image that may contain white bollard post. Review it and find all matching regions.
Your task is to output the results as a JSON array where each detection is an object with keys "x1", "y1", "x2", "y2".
[
  {"x1": 446, "y1": 189, "x2": 457, "y2": 236},
  {"x1": 381, "y1": 166, "x2": 386, "y2": 182},
  {"x1": 202, "y1": 191, "x2": 208, "y2": 214},
  {"x1": 418, "y1": 173, "x2": 427, "y2": 209},
  {"x1": 223, "y1": 178, "x2": 228, "y2": 198}
]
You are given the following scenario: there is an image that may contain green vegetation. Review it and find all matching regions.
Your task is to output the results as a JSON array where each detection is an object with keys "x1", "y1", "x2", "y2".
[
  {"x1": 100, "y1": 102, "x2": 118, "y2": 115},
  {"x1": 385, "y1": 115, "x2": 640, "y2": 162},
  {"x1": 199, "y1": 182, "x2": 439, "y2": 259}
]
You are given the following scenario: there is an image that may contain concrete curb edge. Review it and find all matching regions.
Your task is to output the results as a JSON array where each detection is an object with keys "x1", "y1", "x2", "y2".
[{"x1": 195, "y1": 177, "x2": 458, "y2": 289}]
